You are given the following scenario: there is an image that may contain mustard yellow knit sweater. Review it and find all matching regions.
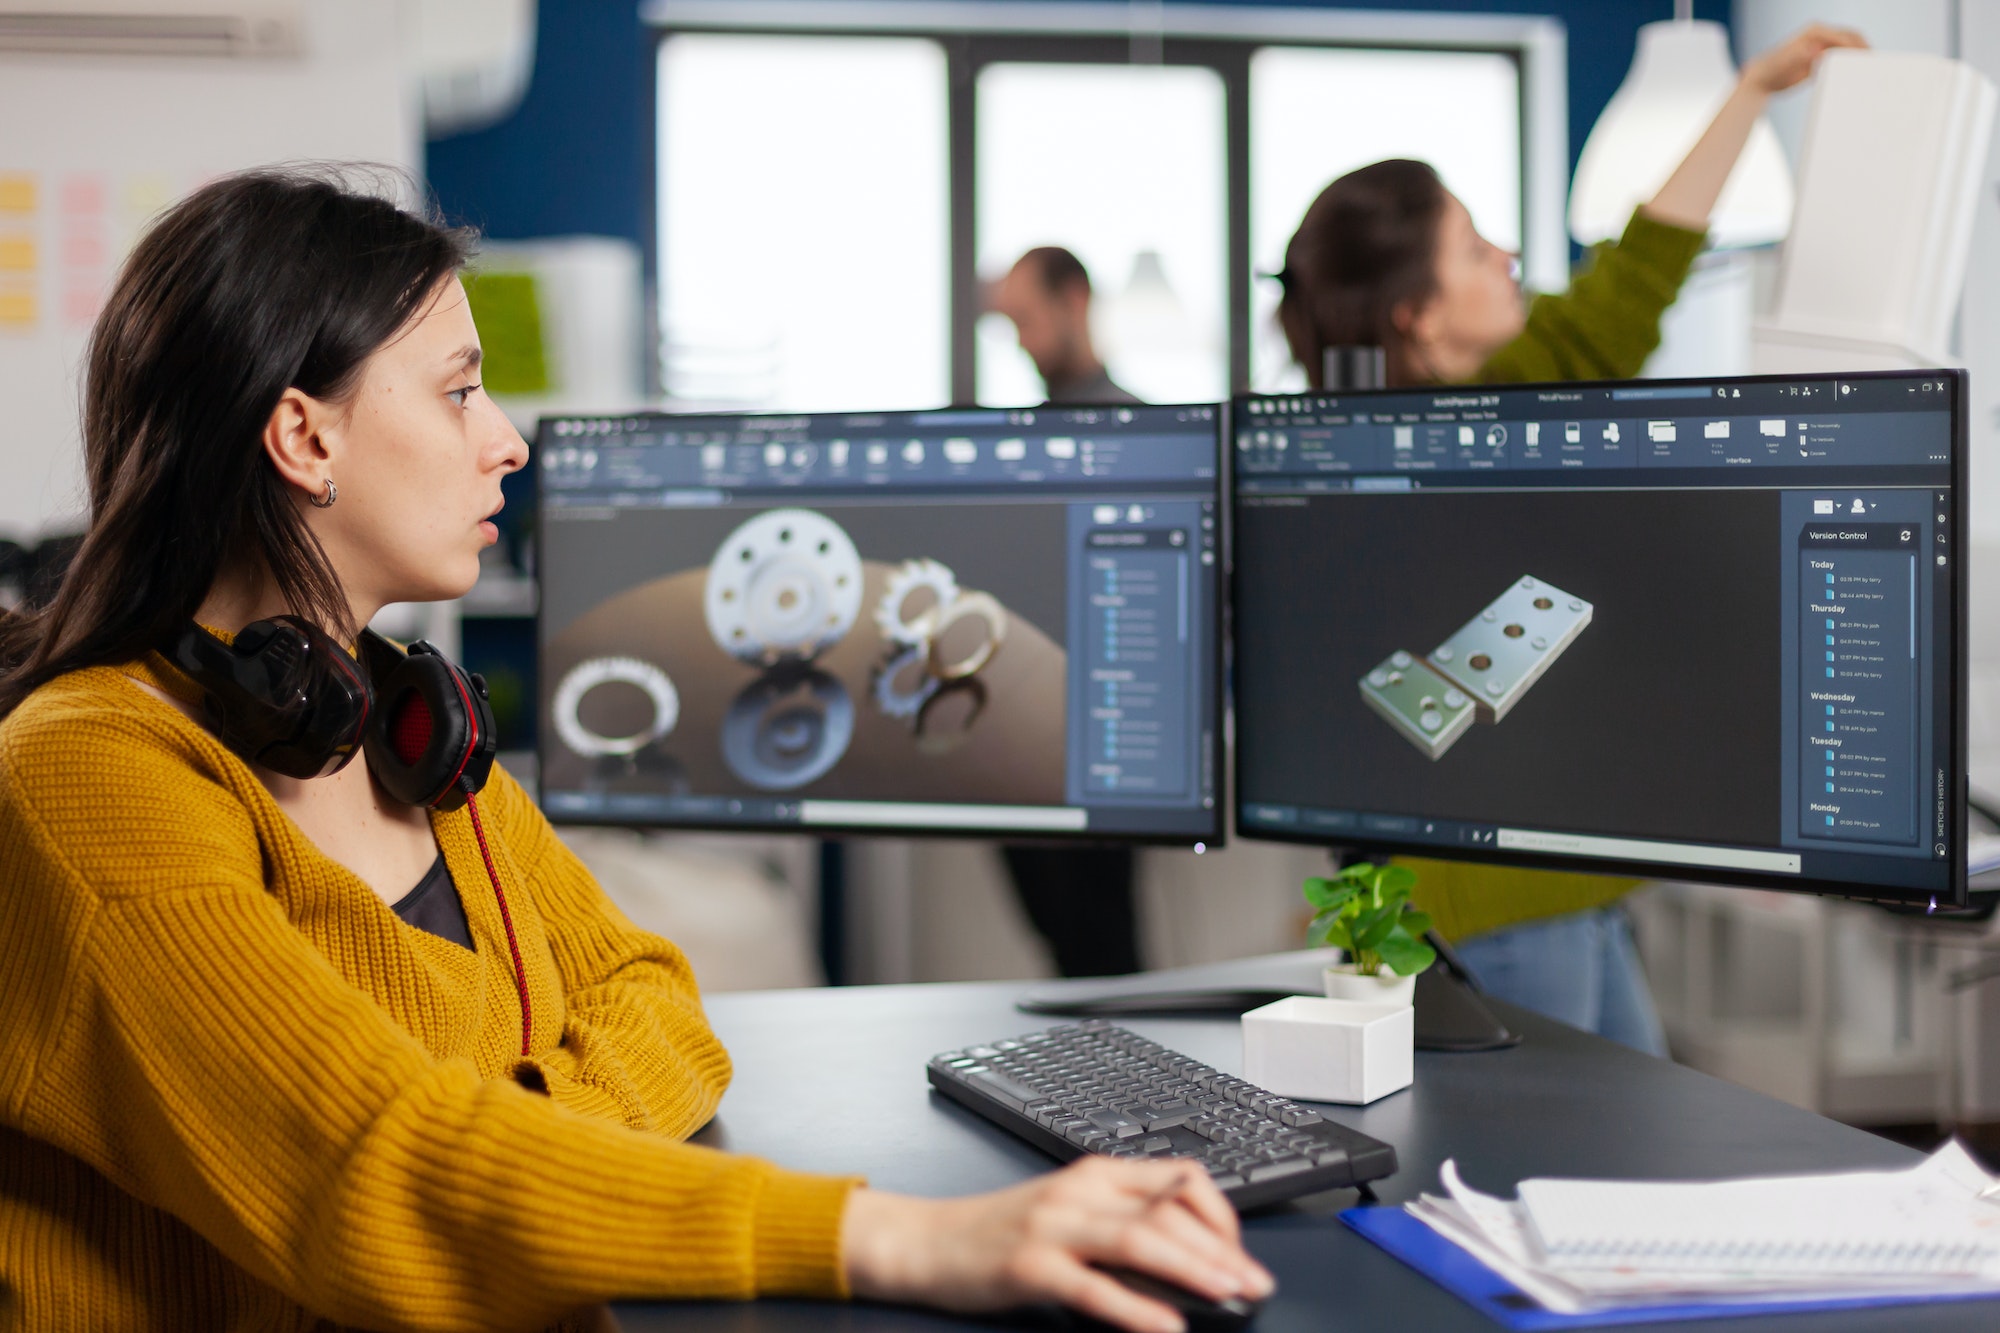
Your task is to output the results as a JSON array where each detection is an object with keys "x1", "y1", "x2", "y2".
[{"x1": 0, "y1": 657, "x2": 858, "y2": 1331}]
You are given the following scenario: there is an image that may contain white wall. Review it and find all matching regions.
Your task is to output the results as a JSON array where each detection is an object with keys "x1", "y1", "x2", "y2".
[
  {"x1": 0, "y1": 0, "x2": 418, "y2": 540},
  {"x1": 1954, "y1": 8, "x2": 2000, "y2": 554}
]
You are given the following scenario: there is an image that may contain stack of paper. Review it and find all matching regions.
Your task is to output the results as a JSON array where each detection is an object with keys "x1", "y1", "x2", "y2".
[{"x1": 1406, "y1": 1143, "x2": 2000, "y2": 1315}]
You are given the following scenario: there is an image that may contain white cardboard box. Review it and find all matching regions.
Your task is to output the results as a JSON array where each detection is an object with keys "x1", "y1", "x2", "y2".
[{"x1": 1241, "y1": 995, "x2": 1414, "y2": 1105}]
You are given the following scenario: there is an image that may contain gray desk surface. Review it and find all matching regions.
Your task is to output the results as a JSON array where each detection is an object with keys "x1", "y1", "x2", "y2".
[{"x1": 614, "y1": 953, "x2": 2000, "y2": 1331}]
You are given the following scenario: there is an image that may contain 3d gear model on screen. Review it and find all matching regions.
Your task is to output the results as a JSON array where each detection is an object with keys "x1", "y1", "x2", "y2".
[
  {"x1": 873, "y1": 644, "x2": 938, "y2": 720},
  {"x1": 703, "y1": 508, "x2": 863, "y2": 665},
  {"x1": 868, "y1": 558, "x2": 1009, "y2": 728},
  {"x1": 1359, "y1": 576, "x2": 1594, "y2": 760},
  {"x1": 550, "y1": 656, "x2": 680, "y2": 758},
  {"x1": 721, "y1": 666, "x2": 855, "y2": 790},
  {"x1": 699, "y1": 509, "x2": 864, "y2": 788},
  {"x1": 875, "y1": 557, "x2": 959, "y2": 647}
]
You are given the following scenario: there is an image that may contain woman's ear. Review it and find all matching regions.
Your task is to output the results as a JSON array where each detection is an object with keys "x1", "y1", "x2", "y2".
[
  {"x1": 261, "y1": 387, "x2": 333, "y2": 500},
  {"x1": 1387, "y1": 299, "x2": 1417, "y2": 355},
  {"x1": 1389, "y1": 296, "x2": 1419, "y2": 341}
]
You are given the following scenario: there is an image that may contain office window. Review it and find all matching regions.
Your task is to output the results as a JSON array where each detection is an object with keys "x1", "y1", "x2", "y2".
[
  {"x1": 652, "y1": 10, "x2": 1558, "y2": 401},
  {"x1": 1248, "y1": 47, "x2": 1523, "y2": 392},
  {"x1": 974, "y1": 63, "x2": 1228, "y2": 406},
  {"x1": 657, "y1": 34, "x2": 949, "y2": 411}
]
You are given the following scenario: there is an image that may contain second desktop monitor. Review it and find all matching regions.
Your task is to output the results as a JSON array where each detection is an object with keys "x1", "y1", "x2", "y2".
[
  {"x1": 535, "y1": 404, "x2": 1224, "y2": 843},
  {"x1": 1230, "y1": 370, "x2": 1967, "y2": 908}
]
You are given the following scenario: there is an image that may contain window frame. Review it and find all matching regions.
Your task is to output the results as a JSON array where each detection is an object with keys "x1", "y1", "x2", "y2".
[{"x1": 645, "y1": 1, "x2": 1568, "y2": 401}]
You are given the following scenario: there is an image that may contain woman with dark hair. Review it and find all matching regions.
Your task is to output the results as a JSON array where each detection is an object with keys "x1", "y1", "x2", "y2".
[
  {"x1": 1279, "y1": 24, "x2": 1864, "y2": 390},
  {"x1": 1274, "y1": 24, "x2": 1863, "y2": 1054},
  {"x1": 0, "y1": 167, "x2": 1267, "y2": 1333}
]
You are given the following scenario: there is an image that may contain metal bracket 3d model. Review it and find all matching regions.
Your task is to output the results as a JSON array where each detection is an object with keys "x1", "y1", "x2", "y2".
[{"x1": 1359, "y1": 576, "x2": 1593, "y2": 760}]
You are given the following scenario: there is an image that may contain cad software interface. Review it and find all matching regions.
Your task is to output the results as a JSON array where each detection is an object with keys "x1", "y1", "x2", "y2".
[
  {"x1": 537, "y1": 404, "x2": 1222, "y2": 841},
  {"x1": 1233, "y1": 372, "x2": 1963, "y2": 903}
]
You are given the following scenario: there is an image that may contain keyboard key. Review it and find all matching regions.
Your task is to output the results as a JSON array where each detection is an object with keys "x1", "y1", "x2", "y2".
[
  {"x1": 1087, "y1": 1109, "x2": 1145, "y2": 1138},
  {"x1": 964, "y1": 1068, "x2": 1041, "y2": 1111},
  {"x1": 1280, "y1": 1107, "x2": 1324, "y2": 1126}
]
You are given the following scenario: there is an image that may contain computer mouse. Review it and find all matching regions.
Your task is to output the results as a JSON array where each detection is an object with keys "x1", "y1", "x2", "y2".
[{"x1": 1086, "y1": 1264, "x2": 1261, "y2": 1333}]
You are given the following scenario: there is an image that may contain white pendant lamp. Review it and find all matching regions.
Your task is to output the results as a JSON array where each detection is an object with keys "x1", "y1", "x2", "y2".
[{"x1": 1568, "y1": 5, "x2": 1793, "y2": 248}]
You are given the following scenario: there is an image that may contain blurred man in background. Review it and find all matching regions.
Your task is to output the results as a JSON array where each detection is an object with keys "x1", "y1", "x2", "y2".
[
  {"x1": 990, "y1": 246, "x2": 1138, "y2": 406},
  {"x1": 990, "y1": 245, "x2": 1139, "y2": 977}
]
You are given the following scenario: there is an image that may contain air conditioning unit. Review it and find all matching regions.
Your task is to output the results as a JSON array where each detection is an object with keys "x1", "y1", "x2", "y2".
[
  {"x1": 0, "y1": 1, "x2": 534, "y2": 132},
  {"x1": 0, "y1": 0, "x2": 303, "y2": 57},
  {"x1": 418, "y1": 0, "x2": 536, "y2": 136}
]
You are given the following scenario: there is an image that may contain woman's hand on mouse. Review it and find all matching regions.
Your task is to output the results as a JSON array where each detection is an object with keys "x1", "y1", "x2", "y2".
[
  {"x1": 1739, "y1": 23, "x2": 1868, "y2": 98},
  {"x1": 840, "y1": 1157, "x2": 1274, "y2": 1333}
]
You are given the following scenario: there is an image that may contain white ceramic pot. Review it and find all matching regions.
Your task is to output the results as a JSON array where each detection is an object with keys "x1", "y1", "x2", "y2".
[
  {"x1": 1323, "y1": 964, "x2": 1416, "y2": 1008},
  {"x1": 1242, "y1": 996, "x2": 1415, "y2": 1105}
]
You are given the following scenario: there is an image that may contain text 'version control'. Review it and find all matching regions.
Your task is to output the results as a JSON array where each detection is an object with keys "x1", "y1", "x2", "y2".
[{"x1": 1798, "y1": 525, "x2": 1920, "y2": 847}]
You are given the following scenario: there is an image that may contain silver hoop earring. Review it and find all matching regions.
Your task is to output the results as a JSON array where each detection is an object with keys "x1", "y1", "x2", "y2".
[{"x1": 308, "y1": 479, "x2": 337, "y2": 509}]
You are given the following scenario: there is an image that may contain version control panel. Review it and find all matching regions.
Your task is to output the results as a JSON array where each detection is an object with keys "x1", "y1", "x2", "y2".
[
  {"x1": 1781, "y1": 488, "x2": 1946, "y2": 863},
  {"x1": 1065, "y1": 499, "x2": 1216, "y2": 811}
]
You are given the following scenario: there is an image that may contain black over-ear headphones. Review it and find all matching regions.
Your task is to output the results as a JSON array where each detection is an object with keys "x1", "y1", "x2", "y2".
[{"x1": 166, "y1": 617, "x2": 497, "y2": 810}]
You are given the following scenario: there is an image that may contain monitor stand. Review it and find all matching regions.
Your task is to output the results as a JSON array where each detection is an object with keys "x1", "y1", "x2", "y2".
[
  {"x1": 1411, "y1": 931, "x2": 1521, "y2": 1052},
  {"x1": 1016, "y1": 934, "x2": 1519, "y2": 1052}
]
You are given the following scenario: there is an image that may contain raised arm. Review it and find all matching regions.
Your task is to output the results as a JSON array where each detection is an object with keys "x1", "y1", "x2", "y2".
[{"x1": 1644, "y1": 23, "x2": 1866, "y2": 231}]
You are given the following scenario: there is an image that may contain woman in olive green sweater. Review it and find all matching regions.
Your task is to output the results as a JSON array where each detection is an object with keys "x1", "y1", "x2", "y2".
[{"x1": 1274, "y1": 23, "x2": 1864, "y2": 1052}]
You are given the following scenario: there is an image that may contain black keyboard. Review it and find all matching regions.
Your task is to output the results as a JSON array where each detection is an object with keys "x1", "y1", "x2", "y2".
[{"x1": 926, "y1": 1020, "x2": 1397, "y2": 1210}]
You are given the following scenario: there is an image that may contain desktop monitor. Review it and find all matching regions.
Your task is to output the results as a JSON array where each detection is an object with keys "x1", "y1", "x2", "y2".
[
  {"x1": 535, "y1": 404, "x2": 1224, "y2": 844},
  {"x1": 1231, "y1": 370, "x2": 1968, "y2": 908}
]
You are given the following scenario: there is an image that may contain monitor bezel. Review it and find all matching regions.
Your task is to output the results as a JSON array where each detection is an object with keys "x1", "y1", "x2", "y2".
[
  {"x1": 533, "y1": 401, "x2": 1232, "y2": 849},
  {"x1": 1227, "y1": 368, "x2": 1970, "y2": 909}
]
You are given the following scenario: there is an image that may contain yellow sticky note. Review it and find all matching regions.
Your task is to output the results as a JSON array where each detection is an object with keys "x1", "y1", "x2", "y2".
[
  {"x1": 0, "y1": 235, "x2": 35, "y2": 272},
  {"x1": 0, "y1": 289, "x2": 36, "y2": 327},
  {"x1": 0, "y1": 176, "x2": 35, "y2": 215}
]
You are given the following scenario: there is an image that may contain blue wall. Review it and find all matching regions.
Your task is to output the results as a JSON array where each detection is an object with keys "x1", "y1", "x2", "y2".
[
  {"x1": 426, "y1": 0, "x2": 1731, "y2": 251},
  {"x1": 425, "y1": 1, "x2": 654, "y2": 246}
]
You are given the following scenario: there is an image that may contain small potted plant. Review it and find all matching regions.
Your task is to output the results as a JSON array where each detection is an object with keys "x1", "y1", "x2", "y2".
[{"x1": 1303, "y1": 861, "x2": 1437, "y2": 1006}]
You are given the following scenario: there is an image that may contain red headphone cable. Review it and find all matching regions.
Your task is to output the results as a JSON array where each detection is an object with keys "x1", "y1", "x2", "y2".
[{"x1": 462, "y1": 788, "x2": 531, "y2": 1058}]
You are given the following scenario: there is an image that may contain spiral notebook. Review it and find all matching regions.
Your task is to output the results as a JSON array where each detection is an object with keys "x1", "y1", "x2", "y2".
[
  {"x1": 1342, "y1": 1207, "x2": 2000, "y2": 1331},
  {"x1": 1348, "y1": 1143, "x2": 2000, "y2": 1326},
  {"x1": 1515, "y1": 1145, "x2": 2000, "y2": 1278}
]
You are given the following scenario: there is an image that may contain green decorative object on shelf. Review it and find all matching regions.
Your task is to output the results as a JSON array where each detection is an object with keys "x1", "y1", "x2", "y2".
[
  {"x1": 461, "y1": 268, "x2": 550, "y2": 396},
  {"x1": 1303, "y1": 862, "x2": 1438, "y2": 978},
  {"x1": 473, "y1": 663, "x2": 530, "y2": 753}
]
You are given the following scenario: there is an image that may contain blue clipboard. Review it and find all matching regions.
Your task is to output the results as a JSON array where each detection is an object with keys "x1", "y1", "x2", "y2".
[{"x1": 1340, "y1": 1206, "x2": 2000, "y2": 1329}]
